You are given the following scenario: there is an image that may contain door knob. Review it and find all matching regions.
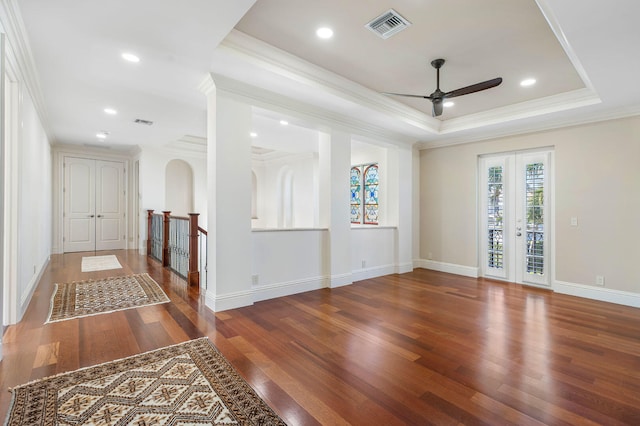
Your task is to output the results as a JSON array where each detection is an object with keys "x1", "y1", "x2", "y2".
[
  {"x1": 88, "y1": 214, "x2": 95, "y2": 218},
  {"x1": 516, "y1": 232, "x2": 522, "y2": 236},
  {"x1": 97, "y1": 214, "x2": 104, "y2": 218}
]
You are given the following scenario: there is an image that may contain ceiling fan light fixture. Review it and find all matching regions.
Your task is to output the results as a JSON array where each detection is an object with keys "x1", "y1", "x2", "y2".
[
  {"x1": 520, "y1": 78, "x2": 536, "y2": 87},
  {"x1": 96, "y1": 131, "x2": 109, "y2": 139},
  {"x1": 443, "y1": 101, "x2": 455, "y2": 108}
]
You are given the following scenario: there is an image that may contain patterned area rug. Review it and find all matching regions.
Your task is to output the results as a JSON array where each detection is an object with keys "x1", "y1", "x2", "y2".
[
  {"x1": 46, "y1": 273, "x2": 170, "y2": 323},
  {"x1": 6, "y1": 338, "x2": 287, "y2": 425},
  {"x1": 81, "y1": 255, "x2": 122, "y2": 272}
]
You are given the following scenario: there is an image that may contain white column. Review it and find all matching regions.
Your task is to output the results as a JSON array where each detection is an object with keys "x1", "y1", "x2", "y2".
[
  {"x1": 319, "y1": 131, "x2": 352, "y2": 288},
  {"x1": 200, "y1": 75, "x2": 253, "y2": 311},
  {"x1": 396, "y1": 146, "x2": 414, "y2": 273}
]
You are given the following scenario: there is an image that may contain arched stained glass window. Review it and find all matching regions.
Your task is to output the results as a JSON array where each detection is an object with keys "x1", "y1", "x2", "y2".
[
  {"x1": 363, "y1": 164, "x2": 379, "y2": 224},
  {"x1": 350, "y1": 163, "x2": 378, "y2": 225},
  {"x1": 350, "y1": 167, "x2": 362, "y2": 224}
]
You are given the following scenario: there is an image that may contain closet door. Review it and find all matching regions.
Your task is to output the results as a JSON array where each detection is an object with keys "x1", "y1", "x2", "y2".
[
  {"x1": 95, "y1": 160, "x2": 125, "y2": 250},
  {"x1": 63, "y1": 157, "x2": 126, "y2": 252},
  {"x1": 64, "y1": 157, "x2": 96, "y2": 252}
]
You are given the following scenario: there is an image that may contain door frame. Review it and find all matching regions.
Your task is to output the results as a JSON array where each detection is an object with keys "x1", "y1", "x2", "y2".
[
  {"x1": 478, "y1": 148, "x2": 555, "y2": 289},
  {"x1": 52, "y1": 147, "x2": 131, "y2": 254}
]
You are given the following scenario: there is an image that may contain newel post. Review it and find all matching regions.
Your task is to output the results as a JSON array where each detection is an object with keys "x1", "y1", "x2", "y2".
[
  {"x1": 187, "y1": 213, "x2": 200, "y2": 287},
  {"x1": 146, "y1": 210, "x2": 154, "y2": 256},
  {"x1": 162, "y1": 211, "x2": 171, "y2": 267}
]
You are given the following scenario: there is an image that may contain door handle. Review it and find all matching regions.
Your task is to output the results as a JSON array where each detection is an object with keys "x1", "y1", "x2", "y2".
[
  {"x1": 516, "y1": 232, "x2": 522, "y2": 236},
  {"x1": 88, "y1": 214, "x2": 95, "y2": 218},
  {"x1": 97, "y1": 215, "x2": 104, "y2": 218}
]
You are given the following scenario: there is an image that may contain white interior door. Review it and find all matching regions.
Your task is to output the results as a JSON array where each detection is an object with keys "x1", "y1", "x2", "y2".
[
  {"x1": 480, "y1": 150, "x2": 552, "y2": 287},
  {"x1": 64, "y1": 157, "x2": 126, "y2": 252},
  {"x1": 96, "y1": 160, "x2": 125, "y2": 250},
  {"x1": 64, "y1": 157, "x2": 96, "y2": 252}
]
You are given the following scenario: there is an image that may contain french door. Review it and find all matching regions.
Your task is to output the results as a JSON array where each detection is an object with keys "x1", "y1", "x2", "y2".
[
  {"x1": 63, "y1": 157, "x2": 126, "y2": 252},
  {"x1": 479, "y1": 150, "x2": 552, "y2": 287}
]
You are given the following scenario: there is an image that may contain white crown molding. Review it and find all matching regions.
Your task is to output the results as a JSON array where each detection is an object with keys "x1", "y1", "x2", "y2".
[
  {"x1": 534, "y1": 0, "x2": 596, "y2": 92},
  {"x1": 418, "y1": 103, "x2": 640, "y2": 150},
  {"x1": 212, "y1": 73, "x2": 418, "y2": 147},
  {"x1": 0, "y1": 0, "x2": 54, "y2": 143},
  {"x1": 217, "y1": 28, "x2": 621, "y2": 148},
  {"x1": 164, "y1": 135, "x2": 207, "y2": 155},
  {"x1": 440, "y1": 88, "x2": 601, "y2": 134},
  {"x1": 220, "y1": 30, "x2": 439, "y2": 134}
]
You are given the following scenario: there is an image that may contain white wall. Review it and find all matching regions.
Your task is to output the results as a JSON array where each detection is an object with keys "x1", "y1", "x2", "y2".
[
  {"x1": 419, "y1": 116, "x2": 640, "y2": 306},
  {"x1": 252, "y1": 229, "x2": 328, "y2": 300},
  {"x1": 137, "y1": 146, "x2": 207, "y2": 251},
  {"x1": 252, "y1": 152, "x2": 318, "y2": 228},
  {"x1": 4, "y1": 71, "x2": 52, "y2": 323},
  {"x1": 351, "y1": 227, "x2": 396, "y2": 281}
]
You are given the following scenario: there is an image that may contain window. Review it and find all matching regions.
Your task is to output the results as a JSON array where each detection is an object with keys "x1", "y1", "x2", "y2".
[{"x1": 351, "y1": 163, "x2": 378, "y2": 224}]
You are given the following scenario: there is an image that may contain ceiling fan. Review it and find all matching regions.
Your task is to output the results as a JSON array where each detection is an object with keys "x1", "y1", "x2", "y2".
[{"x1": 383, "y1": 58, "x2": 502, "y2": 117}]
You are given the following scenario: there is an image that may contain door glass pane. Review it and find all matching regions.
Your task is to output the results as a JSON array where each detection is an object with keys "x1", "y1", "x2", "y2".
[
  {"x1": 487, "y1": 166, "x2": 504, "y2": 269},
  {"x1": 525, "y1": 163, "x2": 544, "y2": 275}
]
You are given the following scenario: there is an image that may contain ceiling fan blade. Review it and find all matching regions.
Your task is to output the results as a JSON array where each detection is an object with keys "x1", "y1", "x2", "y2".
[
  {"x1": 432, "y1": 98, "x2": 443, "y2": 117},
  {"x1": 382, "y1": 92, "x2": 431, "y2": 99},
  {"x1": 443, "y1": 77, "x2": 502, "y2": 99}
]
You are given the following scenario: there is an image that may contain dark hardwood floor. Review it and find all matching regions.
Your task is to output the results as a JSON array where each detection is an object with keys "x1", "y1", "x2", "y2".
[{"x1": 2, "y1": 250, "x2": 640, "y2": 424}]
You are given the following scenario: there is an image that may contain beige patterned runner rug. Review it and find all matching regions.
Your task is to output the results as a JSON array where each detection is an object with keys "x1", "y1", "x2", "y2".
[
  {"x1": 6, "y1": 338, "x2": 287, "y2": 425},
  {"x1": 81, "y1": 254, "x2": 122, "y2": 272},
  {"x1": 46, "y1": 273, "x2": 170, "y2": 323}
]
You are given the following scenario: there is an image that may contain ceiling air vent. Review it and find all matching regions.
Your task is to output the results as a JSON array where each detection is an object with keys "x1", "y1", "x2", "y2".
[
  {"x1": 134, "y1": 118, "x2": 154, "y2": 126},
  {"x1": 365, "y1": 9, "x2": 411, "y2": 39}
]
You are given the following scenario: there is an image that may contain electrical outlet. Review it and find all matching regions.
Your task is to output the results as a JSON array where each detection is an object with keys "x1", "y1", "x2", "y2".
[{"x1": 596, "y1": 275, "x2": 605, "y2": 286}]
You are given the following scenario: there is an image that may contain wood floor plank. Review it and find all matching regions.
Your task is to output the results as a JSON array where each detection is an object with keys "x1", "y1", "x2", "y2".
[{"x1": 2, "y1": 250, "x2": 640, "y2": 425}]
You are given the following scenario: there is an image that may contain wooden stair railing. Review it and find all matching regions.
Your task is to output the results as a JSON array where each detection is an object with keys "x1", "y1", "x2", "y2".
[{"x1": 146, "y1": 209, "x2": 204, "y2": 286}]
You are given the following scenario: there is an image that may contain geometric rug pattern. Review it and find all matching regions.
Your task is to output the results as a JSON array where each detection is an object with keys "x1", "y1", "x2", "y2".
[
  {"x1": 81, "y1": 254, "x2": 123, "y2": 272},
  {"x1": 46, "y1": 273, "x2": 170, "y2": 323},
  {"x1": 6, "y1": 338, "x2": 286, "y2": 425}
]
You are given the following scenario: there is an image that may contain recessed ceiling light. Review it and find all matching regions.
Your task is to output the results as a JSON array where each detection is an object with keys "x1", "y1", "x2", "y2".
[
  {"x1": 104, "y1": 108, "x2": 117, "y2": 115},
  {"x1": 96, "y1": 131, "x2": 109, "y2": 139},
  {"x1": 316, "y1": 27, "x2": 334, "y2": 39},
  {"x1": 250, "y1": 132, "x2": 258, "y2": 138},
  {"x1": 121, "y1": 52, "x2": 140, "y2": 63},
  {"x1": 520, "y1": 78, "x2": 536, "y2": 87},
  {"x1": 443, "y1": 101, "x2": 455, "y2": 108},
  {"x1": 280, "y1": 120, "x2": 289, "y2": 126}
]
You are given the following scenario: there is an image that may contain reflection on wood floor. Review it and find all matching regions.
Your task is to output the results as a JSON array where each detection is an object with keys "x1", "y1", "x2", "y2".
[{"x1": 2, "y1": 250, "x2": 640, "y2": 424}]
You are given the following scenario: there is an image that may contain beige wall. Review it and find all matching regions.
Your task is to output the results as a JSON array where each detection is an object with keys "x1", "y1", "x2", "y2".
[{"x1": 420, "y1": 115, "x2": 640, "y2": 294}]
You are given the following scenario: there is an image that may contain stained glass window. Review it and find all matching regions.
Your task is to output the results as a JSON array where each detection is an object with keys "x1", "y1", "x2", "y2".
[
  {"x1": 350, "y1": 167, "x2": 362, "y2": 224},
  {"x1": 350, "y1": 163, "x2": 378, "y2": 225}
]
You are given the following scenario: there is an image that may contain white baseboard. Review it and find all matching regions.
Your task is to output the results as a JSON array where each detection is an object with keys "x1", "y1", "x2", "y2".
[
  {"x1": 395, "y1": 262, "x2": 414, "y2": 274},
  {"x1": 414, "y1": 259, "x2": 479, "y2": 278},
  {"x1": 330, "y1": 273, "x2": 353, "y2": 288},
  {"x1": 352, "y1": 264, "x2": 395, "y2": 282},
  {"x1": 554, "y1": 280, "x2": 640, "y2": 308},
  {"x1": 204, "y1": 289, "x2": 254, "y2": 312},
  {"x1": 19, "y1": 256, "x2": 50, "y2": 321},
  {"x1": 253, "y1": 276, "x2": 328, "y2": 302}
]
